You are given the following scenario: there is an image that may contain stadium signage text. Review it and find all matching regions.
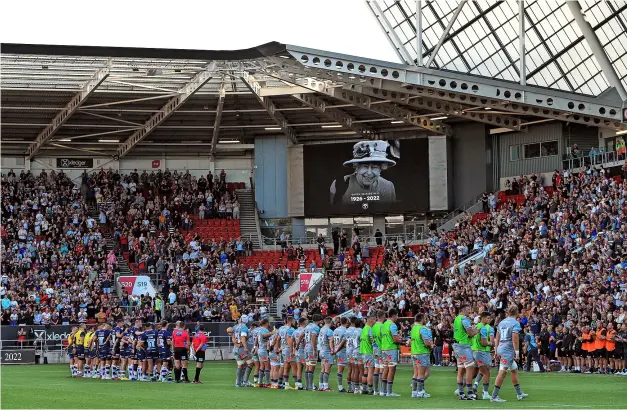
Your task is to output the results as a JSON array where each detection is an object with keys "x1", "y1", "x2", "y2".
[
  {"x1": 56, "y1": 158, "x2": 94, "y2": 168},
  {"x1": 0, "y1": 349, "x2": 36, "y2": 365}
]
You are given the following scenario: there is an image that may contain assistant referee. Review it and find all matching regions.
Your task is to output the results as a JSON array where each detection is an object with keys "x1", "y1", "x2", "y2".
[{"x1": 172, "y1": 321, "x2": 191, "y2": 383}]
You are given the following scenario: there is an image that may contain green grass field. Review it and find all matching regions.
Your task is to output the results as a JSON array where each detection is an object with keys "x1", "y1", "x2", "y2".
[{"x1": 2, "y1": 362, "x2": 626, "y2": 409}]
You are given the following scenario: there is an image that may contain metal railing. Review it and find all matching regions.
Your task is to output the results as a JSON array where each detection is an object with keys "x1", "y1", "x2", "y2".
[
  {"x1": 434, "y1": 193, "x2": 483, "y2": 229},
  {"x1": 261, "y1": 231, "x2": 430, "y2": 249},
  {"x1": 562, "y1": 149, "x2": 624, "y2": 171}
]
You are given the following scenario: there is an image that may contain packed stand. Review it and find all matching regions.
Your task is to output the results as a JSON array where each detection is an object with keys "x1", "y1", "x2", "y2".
[{"x1": 311, "y1": 167, "x2": 627, "y2": 373}]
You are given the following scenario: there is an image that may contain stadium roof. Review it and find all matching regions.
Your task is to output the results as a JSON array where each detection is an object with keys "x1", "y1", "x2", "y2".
[
  {"x1": 370, "y1": 0, "x2": 627, "y2": 97},
  {"x1": 1, "y1": 2, "x2": 626, "y2": 158}
]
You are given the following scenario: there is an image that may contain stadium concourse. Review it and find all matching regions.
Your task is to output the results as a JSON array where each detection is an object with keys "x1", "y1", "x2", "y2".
[{"x1": 3, "y1": 0, "x2": 627, "y2": 407}]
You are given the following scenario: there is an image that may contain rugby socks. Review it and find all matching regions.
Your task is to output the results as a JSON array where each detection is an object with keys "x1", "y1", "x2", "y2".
[
  {"x1": 296, "y1": 377, "x2": 302, "y2": 389},
  {"x1": 182, "y1": 367, "x2": 190, "y2": 382},
  {"x1": 457, "y1": 382, "x2": 464, "y2": 393},
  {"x1": 362, "y1": 373, "x2": 368, "y2": 392},
  {"x1": 492, "y1": 384, "x2": 501, "y2": 398},
  {"x1": 387, "y1": 380, "x2": 394, "y2": 395},
  {"x1": 278, "y1": 376, "x2": 284, "y2": 387},
  {"x1": 466, "y1": 383, "x2": 473, "y2": 395},
  {"x1": 84, "y1": 364, "x2": 90, "y2": 377},
  {"x1": 137, "y1": 365, "x2": 144, "y2": 380},
  {"x1": 243, "y1": 367, "x2": 252, "y2": 385},
  {"x1": 105, "y1": 365, "x2": 111, "y2": 379},
  {"x1": 160, "y1": 366, "x2": 168, "y2": 381},
  {"x1": 417, "y1": 378, "x2": 425, "y2": 393},
  {"x1": 474, "y1": 373, "x2": 483, "y2": 384},
  {"x1": 381, "y1": 379, "x2": 387, "y2": 394},
  {"x1": 337, "y1": 372, "x2": 344, "y2": 390},
  {"x1": 322, "y1": 372, "x2": 329, "y2": 390},
  {"x1": 372, "y1": 373, "x2": 379, "y2": 393},
  {"x1": 128, "y1": 364, "x2": 135, "y2": 380},
  {"x1": 411, "y1": 377, "x2": 418, "y2": 394},
  {"x1": 265, "y1": 369, "x2": 271, "y2": 386},
  {"x1": 514, "y1": 384, "x2": 523, "y2": 395},
  {"x1": 483, "y1": 382, "x2": 489, "y2": 393},
  {"x1": 194, "y1": 367, "x2": 202, "y2": 382},
  {"x1": 235, "y1": 367, "x2": 242, "y2": 386},
  {"x1": 319, "y1": 371, "x2": 324, "y2": 389},
  {"x1": 174, "y1": 367, "x2": 181, "y2": 382}
]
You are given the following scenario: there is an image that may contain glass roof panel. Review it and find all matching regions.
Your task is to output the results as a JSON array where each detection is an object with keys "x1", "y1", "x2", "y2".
[{"x1": 375, "y1": 0, "x2": 627, "y2": 96}]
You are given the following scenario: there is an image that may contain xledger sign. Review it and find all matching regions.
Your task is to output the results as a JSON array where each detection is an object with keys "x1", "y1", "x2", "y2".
[
  {"x1": 118, "y1": 275, "x2": 157, "y2": 297},
  {"x1": 56, "y1": 158, "x2": 93, "y2": 168}
]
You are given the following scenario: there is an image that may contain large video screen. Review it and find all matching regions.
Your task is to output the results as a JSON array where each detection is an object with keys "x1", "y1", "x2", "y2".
[{"x1": 303, "y1": 139, "x2": 430, "y2": 216}]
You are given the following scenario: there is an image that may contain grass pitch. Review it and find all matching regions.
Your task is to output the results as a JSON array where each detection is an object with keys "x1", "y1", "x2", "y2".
[{"x1": 2, "y1": 362, "x2": 625, "y2": 408}]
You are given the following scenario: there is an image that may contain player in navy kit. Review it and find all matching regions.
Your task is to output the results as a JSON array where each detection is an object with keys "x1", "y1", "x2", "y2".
[
  {"x1": 491, "y1": 306, "x2": 528, "y2": 402},
  {"x1": 120, "y1": 326, "x2": 132, "y2": 380},
  {"x1": 142, "y1": 323, "x2": 159, "y2": 382},
  {"x1": 128, "y1": 320, "x2": 143, "y2": 381},
  {"x1": 136, "y1": 325, "x2": 148, "y2": 381},
  {"x1": 157, "y1": 321, "x2": 173, "y2": 382},
  {"x1": 95, "y1": 324, "x2": 112, "y2": 380},
  {"x1": 111, "y1": 320, "x2": 124, "y2": 380}
]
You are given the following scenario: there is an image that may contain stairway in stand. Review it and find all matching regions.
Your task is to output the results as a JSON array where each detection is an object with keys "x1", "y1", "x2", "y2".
[{"x1": 235, "y1": 189, "x2": 261, "y2": 249}]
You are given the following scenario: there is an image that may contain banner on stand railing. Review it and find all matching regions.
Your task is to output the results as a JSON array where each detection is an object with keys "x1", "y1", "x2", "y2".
[
  {"x1": 118, "y1": 275, "x2": 156, "y2": 297},
  {"x1": 299, "y1": 273, "x2": 312, "y2": 293}
]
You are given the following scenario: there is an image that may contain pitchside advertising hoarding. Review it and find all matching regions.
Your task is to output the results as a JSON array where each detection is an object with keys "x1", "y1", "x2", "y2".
[
  {"x1": 303, "y1": 139, "x2": 430, "y2": 216},
  {"x1": 0, "y1": 349, "x2": 36, "y2": 365}
]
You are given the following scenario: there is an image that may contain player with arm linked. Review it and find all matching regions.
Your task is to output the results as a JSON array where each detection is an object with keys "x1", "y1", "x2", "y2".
[
  {"x1": 156, "y1": 321, "x2": 172, "y2": 382},
  {"x1": 143, "y1": 322, "x2": 158, "y2": 382},
  {"x1": 278, "y1": 317, "x2": 297, "y2": 389},
  {"x1": 243, "y1": 321, "x2": 258, "y2": 387},
  {"x1": 410, "y1": 313, "x2": 434, "y2": 398},
  {"x1": 304, "y1": 314, "x2": 323, "y2": 390},
  {"x1": 66, "y1": 326, "x2": 77, "y2": 377},
  {"x1": 232, "y1": 315, "x2": 251, "y2": 387},
  {"x1": 292, "y1": 317, "x2": 308, "y2": 390},
  {"x1": 111, "y1": 320, "x2": 125, "y2": 380},
  {"x1": 255, "y1": 318, "x2": 276, "y2": 388},
  {"x1": 83, "y1": 326, "x2": 95, "y2": 378},
  {"x1": 491, "y1": 305, "x2": 528, "y2": 402},
  {"x1": 380, "y1": 308, "x2": 403, "y2": 397},
  {"x1": 332, "y1": 316, "x2": 349, "y2": 392},
  {"x1": 371, "y1": 310, "x2": 386, "y2": 395},
  {"x1": 269, "y1": 326, "x2": 282, "y2": 389},
  {"x1": 318, "y1": 317, "x2": 335, "y2": 391},
  {"x1": 359, "y1": 315, "x2": 377, "y2": 395},
  {"x1": 345, "y1": 318, "x2": 357, "y2": 393},
  {"x1": 453, "y1": 304, "x2": 479, "y2": 400},
  {"x1": 471, "y1": 312, "x2": 494, "y2": 400}
]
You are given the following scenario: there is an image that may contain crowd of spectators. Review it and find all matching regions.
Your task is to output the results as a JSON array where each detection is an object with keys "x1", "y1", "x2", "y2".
[
  {"x1": 0, "y1": 167, "x2": 291, "y2": 327},
  {"x1": 311, "y1": 165, "x2": 627, "y2": 371}
]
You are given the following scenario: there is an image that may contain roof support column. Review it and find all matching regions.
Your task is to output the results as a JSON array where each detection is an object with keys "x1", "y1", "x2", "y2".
[
  {"x1": 426, "y1": 0, "x2": 466, "y2": 67},
  {"x1": 416, "y1": 1, "x2": 423, "y2": 67},
  {"x1": 566, "y1": 1, "x2": 627, "y2": 102},
  {"x1": 210, "y1": 78, "x2": 226, "y2": 156},
  {"x1": 519, "y1": 0, "x2": 526, "y2": 86}
]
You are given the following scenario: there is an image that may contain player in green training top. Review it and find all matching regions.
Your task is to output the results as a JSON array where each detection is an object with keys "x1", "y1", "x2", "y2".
[
  {"x1": 380, "y1": 308, "x2": 403, "y2": 397},
  {"x1": 410, "y1": 313, "x2": 433, "y2": 399},
  {"x1": 471, "y1": 312, "x2": 495, "y2": 400},
  {"x1": 453, "y1": 304, "x2": 479, "y2": 400},
  {"x1": 359, "y1": 315, "x2": 376, "y2": 395},
  {"x1": 371, "y1": 310, "x2": 385, "y2": 395}
]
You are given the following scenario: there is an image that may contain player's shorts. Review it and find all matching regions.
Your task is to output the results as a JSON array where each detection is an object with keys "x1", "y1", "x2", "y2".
[
  {"x1": 99, "y1": 348, "x2": 112, "y2": 360},
  {"x1": 382, "y1": 349, "x2": 398, "y2": 366},
  {"x1": 76, "y1": 345, "x2": 85, "y2": 358},
  {"x1": 335, "y1": 350, "x2": 347, "y2": 366},
  {"x1": 374, "y1": 347, "x2": 383, "y2": 369},
  {"x1": 68, "y1": 350, "x2": 74, "y2": 359},
  {"x1": 281, "y1": 348, "x2": 294, "y2": 363},
  {"x1": 362, "y1": 354, "x2": 375, "y2": 368},
  {"x1": 319, "y1": 350, "x2": 333, "y2": 365},
  {"x1": 574, "y1": 347, "x2": 583, "y2": 357},
  {"x1": 412, "y1": 354, "x2": 431, "y2": 368},
  {"x1": 295, "y1": 349, "x2": 306, "y2": 365},
  {"x1": 594, "y1": 348, "x2": 606, "y2": 358},
  {"x1": 196, "y1": 351, "x2": 205, "y2": 363},
  {"x1": 353, "y1": 352, "x2": 364, "y2": 366},
  {"x1": 84, "y1": 348, "x2": 91, "y2": 359},
  {"x1": 473, "y1": 351, "x2": 492, "y2": 367},
  {"x1": 136, "y1": 349, "x2": 146, "y2": 361},
  {"x1": 89, "y1": 349, "x2": 97, "y2": 359},
  {"x1": 160, "y1": 350, "x2": 172, "y2": 361},
  {"x1": 173, "y1": 347, "x2": 188, "y2": 361},
  {"x1": 496, "y1": 347, "x2": 518, "y2": 371},
  {"x1": 258, "y1": 350, "x2": 269, "y2": 363},
  {"x1": 346, "y1": 349, "x2": 355, "y2": 364},
  {"x1": 121, "y1": 348, "x2": 131, "y2": 359},
  {"x1": 605, "y1": 349, "x2": 617, "y2": 359},
  {"x1": 452, "y1": 343, "x2": 474, "y2": 367},
  {"x1": 269, "y1": 351, "x2": 281, "y2": 367},
  {"x1": 146, "y1": 350, "x2": 158, "y2": 360},
  {"x1": 305, "y1": 347, "x2": 316, "y2": 365},
  {"x1": 233, "y1": 346, "x2": 250, "y2": 362},
  {"x1": 112, "y1": 345, "x2": 121, "y2": 358}
]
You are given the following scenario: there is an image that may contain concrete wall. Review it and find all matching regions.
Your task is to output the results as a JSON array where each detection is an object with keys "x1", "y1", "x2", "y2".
[
  {"x1": 254, "y1": 136, "x2": 288, "y2": 218},
  {"x1": 428, "y1": 135, "x2": 451, "y2": 211},
  {"x1": 287, "y1": 145, "x2": 305, "y2": 217},
  {"x1": 451, "y1": 123, "x2": 489, "y2": 208}
]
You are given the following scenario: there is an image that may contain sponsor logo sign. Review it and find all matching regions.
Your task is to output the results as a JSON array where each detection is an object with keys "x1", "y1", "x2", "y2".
[{"x1": 56, "y1": 158, "x2": 93, "y2": 168}]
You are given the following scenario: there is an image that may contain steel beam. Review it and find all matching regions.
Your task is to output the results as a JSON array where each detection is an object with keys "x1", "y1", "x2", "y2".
[
  {"x1": 115, "y1": 67, "x2": 213, "y2": 158},
  {"x1": 567, "y1": 1, "x2": 627, "y2": 102},
  {"x1": 357, "y1": 87, "x2": 524, "y2": 131},
  {"x1": 416, "y1": 1, "x2": 423, "y2": 67},
  {"x1": 291, "y1": 93, "x2": 380, "y2": 139},
  {"x1": 270, "y1": 47, "x2": 626, "y2": 129},
  {"x1": 321, "y1": 87, "x2": 451, "y2": 136},
  {"x1": 365, "y1": 0, "x2": 415, "y2": 65},
  {"x1": 241, "y1": 72, "x2": 298, "y2": 144},
  {"x1": 519, "y1": 0, "x2": 526, "y2": 85},
  {"x1": 426, "y1": 0, "x2": 466, "y2": 68},
  {"x1": 210, "y1": 79, "x2": 226, "y2": 156},
  {"x1": 25, "y1": 62, "x2": 110, "y2": 159}
]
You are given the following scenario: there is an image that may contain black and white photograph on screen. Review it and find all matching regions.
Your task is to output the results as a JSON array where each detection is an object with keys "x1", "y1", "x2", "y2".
[
  {"x1": 304, "y1": 138, "x2": 429, "y2": 216},
  {"x1": 330, "y1": 140, "x2": 400, "y2": 205}
]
